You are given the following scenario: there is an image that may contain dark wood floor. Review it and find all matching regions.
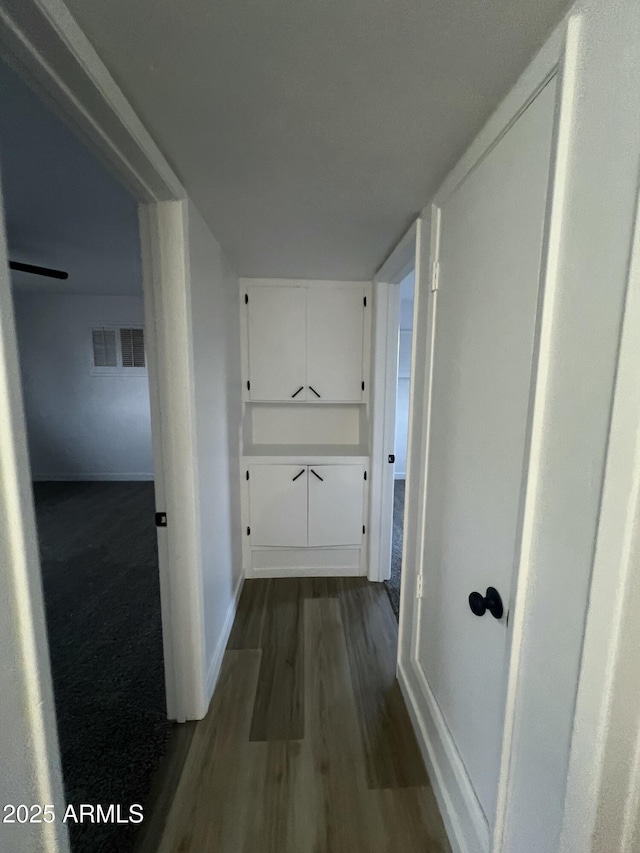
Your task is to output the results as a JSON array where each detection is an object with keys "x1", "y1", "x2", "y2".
[{"x1": 157, "y1": 577, "x2": 450, "y2": 853}]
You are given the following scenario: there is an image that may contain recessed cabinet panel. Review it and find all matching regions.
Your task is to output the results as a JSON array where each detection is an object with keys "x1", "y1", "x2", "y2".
[
  {"x1": 247, "y1": 286, "x2": 307, "y2": 401},
  {"x1": 248, "y1": 465, "x2": 308, "y2": 547},
  {"x1": 308, "y1": 465, "x2": 364, "y2": 547},
  {"x1": 306, "y1": 288, "x2": 365, "y2": 401}
]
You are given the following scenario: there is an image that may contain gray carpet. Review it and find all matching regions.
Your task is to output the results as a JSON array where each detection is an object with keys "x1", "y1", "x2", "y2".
[
  {"x1": 384, "y1": 479, "x2": 405, "y2": 619},
  {"x1": 33, "y1": 481, "x2": 171, "y2": 853}
]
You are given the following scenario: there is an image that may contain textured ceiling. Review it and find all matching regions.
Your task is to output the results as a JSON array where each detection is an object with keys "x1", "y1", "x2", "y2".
[{"x1": 65, "y1": 0, "x2": 571, "y2": 279}]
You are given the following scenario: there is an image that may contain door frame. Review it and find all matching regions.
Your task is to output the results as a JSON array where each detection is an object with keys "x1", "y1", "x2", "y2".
[
  {"x1": 369, "y1": 221, "x2": 417, "y2": 582},
  {"x1": 559, "y1": 177, "x2": 640, "y2": 853},
  {"x1": 0, "y1": 0, "x2": 207, "y2": 747},
  {"x1": 395, "y1": 20, "x2": 571, "y2": 853}
]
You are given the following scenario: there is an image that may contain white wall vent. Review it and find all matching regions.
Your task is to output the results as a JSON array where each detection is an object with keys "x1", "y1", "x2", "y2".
[
  {"x1": 92, "y1": 327, "x2": 118, "y2": 367},
  {"x1": 91, "y1": 325, "x2": 146, "y2": 373},
  {"x1": 120, "y1": 327, "x2": 145, "y2": 368}
]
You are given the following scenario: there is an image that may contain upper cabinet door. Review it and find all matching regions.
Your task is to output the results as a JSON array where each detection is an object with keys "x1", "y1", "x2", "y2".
[
  {"x1": 308, "y1": 464, "x2": 364, "y2": 547},
  {"x1": 306, "y1": 287, "x2": 365, "y2": 402},
  {"x1": 247, "y1": 286, "x2": 307, "y2": 401}
]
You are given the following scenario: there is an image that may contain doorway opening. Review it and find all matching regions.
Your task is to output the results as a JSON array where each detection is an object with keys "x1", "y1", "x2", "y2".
[
  {"x1": 0, "y1": 57, "x2": 170, "y2": 852},
  {"x1": 384, "y1": 268, "x2": 415, "y2": 618},
  {"x1": 369, "y1": 220, "x2": 418, "y2": 604}
]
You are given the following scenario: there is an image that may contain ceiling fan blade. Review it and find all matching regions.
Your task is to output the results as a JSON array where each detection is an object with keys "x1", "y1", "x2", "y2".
[{"x1": 9, "y1": 261, "x2": 68, "y2": 280}]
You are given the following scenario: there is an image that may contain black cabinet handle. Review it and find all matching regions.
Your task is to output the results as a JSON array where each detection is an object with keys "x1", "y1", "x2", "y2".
[
  {"x1": 291, "y1": 386, "x2": 304, "y2": 398},
  {"x1": 310, "y1": 469, "x2": 324, "y2": 481},
  {"x1": 292, "y1": 469, "x2": 306, "y2": 482},
  {"x1": 468, "y1": 587, "x2": 504, "y2": 620},
  {"x1": 308, "y1": 386, "x2": 321, "y2": 398}
]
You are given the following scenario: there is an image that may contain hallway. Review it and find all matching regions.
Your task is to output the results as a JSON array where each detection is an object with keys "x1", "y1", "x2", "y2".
[{"x1": 156, "y1": 578, "x2": 450, "y2": 852}]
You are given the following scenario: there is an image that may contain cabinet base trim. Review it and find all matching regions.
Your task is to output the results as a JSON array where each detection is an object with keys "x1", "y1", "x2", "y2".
[
  {"x1": 246, "y1": 566, "x2": 367, "y2": 579},
  {"x1": 247, "y1": 546, "x2": 366, "y2": 577}
]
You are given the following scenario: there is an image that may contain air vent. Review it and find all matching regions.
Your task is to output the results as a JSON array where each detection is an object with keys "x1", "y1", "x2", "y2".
[
  {"x1": 92, "y1": 328, "x2": 118, "y2": 368},
  {"x1": 120, "y1": 328, "x2": 146, "y2": 368}
]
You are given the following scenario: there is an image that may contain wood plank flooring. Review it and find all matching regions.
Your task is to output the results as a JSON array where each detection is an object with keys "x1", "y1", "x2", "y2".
[{"x1": 158, "y1": 578, "x2": 451, "y2": 853}]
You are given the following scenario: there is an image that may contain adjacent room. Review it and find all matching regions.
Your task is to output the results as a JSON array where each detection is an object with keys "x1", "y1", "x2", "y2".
[
  {"x1": 385, "y1": 268, "x2": 414, "y2": 617},
  {"x1": 0, "y1": 57, "x2": 170, "y2": 853}
]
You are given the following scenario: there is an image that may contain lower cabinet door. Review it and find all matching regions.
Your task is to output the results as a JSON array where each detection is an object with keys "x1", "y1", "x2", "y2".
[
  {"x1": 248, "y1": 464, "x2": 308, "y2": 547},
  {"x1": 308, "y1": 464, "x2": 364, "y2": 547}
]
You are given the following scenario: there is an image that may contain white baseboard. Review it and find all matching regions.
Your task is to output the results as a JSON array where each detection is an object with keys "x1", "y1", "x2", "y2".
[
  {"x1": 32, "y1": 473, "x2": 154, "y2": 481},
  {"x1": 205, "y1": 572, "x2": 245, "y2": 704},
  {"x1": 398, "y1": 656, "x2": 490, "y2": 853},
  {"x1": 394, "y1": 471, "x2": 407, "y2": 480}
]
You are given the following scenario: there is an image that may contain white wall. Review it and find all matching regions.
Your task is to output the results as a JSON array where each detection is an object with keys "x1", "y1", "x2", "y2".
[
  {"x1": 13, "y1": 292, "x2": 153, "y2": 480},
  {"x1": 394, "y1": 270, "x2": 414, "y2": 478},
  {"x1": 186, "y1": 200, "x2": 243, "y2": 700}
]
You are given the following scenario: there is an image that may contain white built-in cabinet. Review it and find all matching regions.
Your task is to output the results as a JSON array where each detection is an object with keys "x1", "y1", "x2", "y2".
[
  {"x1": 248, "y1": 464, "x2": 365, "y2": 548},
  {"x1": 246, "y1": 284, "x2": 367, "y2": 402},
  {"x1": 240, "y1": 280, "x2": 371, "y2": 578}
]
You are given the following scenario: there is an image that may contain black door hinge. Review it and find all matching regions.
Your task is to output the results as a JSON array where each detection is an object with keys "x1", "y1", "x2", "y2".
[
  {"x1": 363, "y1": 524, "x2": 366, "y2": 535},
  {"x1": 246, "y1": 470, "x2": 249, "y2": 480},
  {"x1": 388, "y1": 454, "x2": 395, "y2": 463},
  {"x1": 363, "y1": 295, "x2": 367, "y2": 307},
  {"x1": 245, "y1": 293, "x2": 248, "y2": 304},
  {"x1": 364, "y1": 471, "x2": 367, "y2": 480},
  {"x1": 247, "y1": 380, "x2": 251, "y2": 390},
  {"x1": 361, "y1": 380, "x2": 365, "y2": 391},
  {"x1": 247, "y1": 526, "x2": 251, "y2": 536},
  {"x1": 155, "y1": 512, "x2": 167, "y2": 528}
]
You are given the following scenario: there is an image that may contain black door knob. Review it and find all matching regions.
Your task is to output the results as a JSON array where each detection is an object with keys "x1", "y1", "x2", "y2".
[{"x1": 468, "y1": 587, "x2": 504, "y2": 620}]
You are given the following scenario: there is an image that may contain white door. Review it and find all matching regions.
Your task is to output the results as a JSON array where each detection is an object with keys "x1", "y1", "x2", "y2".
[
  {"x1": 417, "y1": 80, "x2": 556, "y2": 827},
  {"x1": 248, "y1": 464, "x2": 308, "y2": 546},
  {"x1": 308, "y1": 464, "x2": 364, "y2": 546},
  {"x1": 247, "y1": 286, "x2": 307, "y2": 401},
  {"x1": 306, "y1": 287, "x2": 365, "y2": 401}
]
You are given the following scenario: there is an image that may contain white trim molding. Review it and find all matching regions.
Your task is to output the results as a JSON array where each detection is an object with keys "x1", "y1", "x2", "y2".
[
  {"x1": 560, "y1": 123, "x2": 640, "y2": 853},
  {"x1": 32, "y1": 473, "x2": 155, "y2": 481},
  {"x1": 399, "y1": 659, "x2": 489, "y2": 853},
  {"x1": 206, "y1": 573, "x2": 244, "y2": 703},
  {"x1": 0, "y1": 0, "x2": 184, "y2": 203},
  {"x1": 140, "y1": 200, "x2": 208, "y2": 721},
  {"x1": 369, "y1": 219, "x2": 418, "y2": 582},
  {"x1": 0, "y1": 166, "x2": 70, "y2": 853}
]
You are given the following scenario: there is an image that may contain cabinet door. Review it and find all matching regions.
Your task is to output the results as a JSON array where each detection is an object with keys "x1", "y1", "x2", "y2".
[
  {"x1": 247, "y1": 286, "x2": 307, "y2": 401},
  {"x1": 306, "y1": 287, "x2": 365, "y2": 401},
  {"x1": 308, "y1": 465, "x2": 364, "y2": 546},
  {"x1": 248, "y1": 465, "x2": 308, "y2": 546}
]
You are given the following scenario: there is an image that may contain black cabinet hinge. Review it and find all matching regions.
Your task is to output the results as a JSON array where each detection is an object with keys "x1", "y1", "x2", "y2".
[
  {"x1": 364, "y1": 471, "x2": 367, "y2": 480},
  {"x1": 155, "y1": 512, "x2": 167, "y2": 528},
  {"x1": 361, "y1": 380, "x2": 365, "y2": 391},
  {"x1": 363, "y1": 295, "x2": 367, "y2": 307},
  {"x1": 363, "y1": 524, "x2": 366, "y2": 535},
  {"x1": 388, "y1": 454, "x2": 395, "y2": 463},
  {"x1": 244, "y1": 293, "x2": 248, "y2": 304},
  {"x1": 247, "y1": 526, "x2": 251, "y2": 536},
  {"x1": 246, "y1": 470, "x2": 249, "y2": 480},
  {"x1": 247, "y1": 380, "x2": 251, "y2": 390}
]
